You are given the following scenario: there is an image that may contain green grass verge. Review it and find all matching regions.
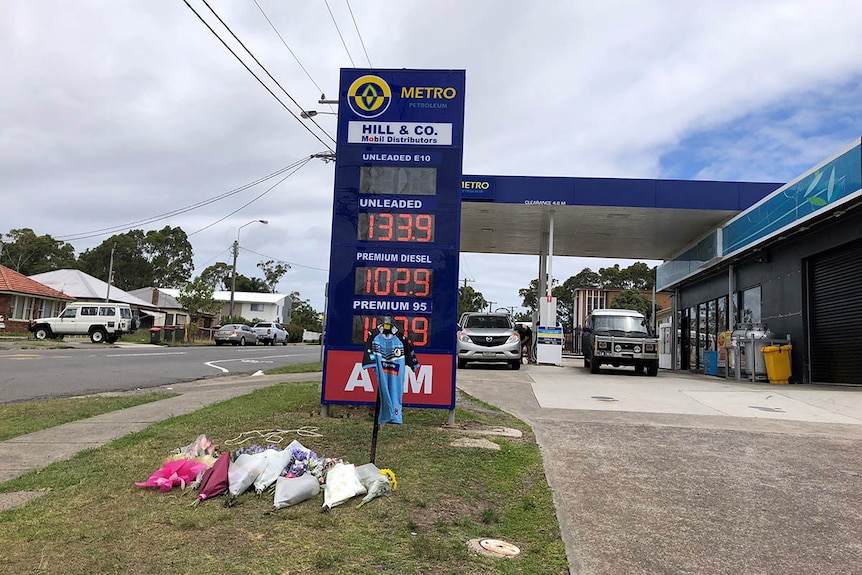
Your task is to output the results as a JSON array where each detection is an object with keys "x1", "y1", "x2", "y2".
[
  {"x1": 0, "y1": 393, "x2": 178, "y2": 442},
  {"x1": 263, "y1": 361, "x2": 323, "y2": 375},
  {"x1": 0, "y1": 382, "x2": 568, "y2": 574}
]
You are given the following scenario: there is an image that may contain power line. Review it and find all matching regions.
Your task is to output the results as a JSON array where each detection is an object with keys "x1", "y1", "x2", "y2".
[
  {"x1": 345, "y1": 0, "x2": 372, "y2": 67},
  {"x1": 242, "y1": 246, "x2": 328, "y2": 273},
  {"x1": 324, "y1": 0, "x2": 355, "y2": 66},
  {"x1": 188, "y1": 155, "x2": 313, "y2": 237},
  {"x1": 252, "y1": 0, "x2": 335, "y2": 113},
  {"x1": 198, "y1": 0, "x2": 336, "y2": 145},
  {"x1": 56, "y1": 157, "x2": 311, "y2": 242},
  {"x1": 182, "y1": 0, "x2": 335, "y2": 150}
]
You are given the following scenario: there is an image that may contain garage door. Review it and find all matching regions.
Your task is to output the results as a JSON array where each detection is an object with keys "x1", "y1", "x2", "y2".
[{"x1": 808, "y1": 240, "x2": 862, "y2": 384}]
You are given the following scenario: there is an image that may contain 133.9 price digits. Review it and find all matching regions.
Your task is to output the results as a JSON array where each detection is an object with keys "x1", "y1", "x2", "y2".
[{"x1": 357, "y1": 213, "x2": 434, "y2": 243}]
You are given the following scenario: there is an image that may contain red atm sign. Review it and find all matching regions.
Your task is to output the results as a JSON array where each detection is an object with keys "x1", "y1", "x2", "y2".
[{"x1": 322, "y1": 350, "x2": 454, "y2": 408}]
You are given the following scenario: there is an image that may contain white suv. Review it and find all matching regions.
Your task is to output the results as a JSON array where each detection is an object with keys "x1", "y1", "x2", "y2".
[
  {"x1": 29, "y1": 302, "x2": 138, "y2": 344},
  {"x1": 457, "y1": 312, "x2": 522, "y2": 370}
]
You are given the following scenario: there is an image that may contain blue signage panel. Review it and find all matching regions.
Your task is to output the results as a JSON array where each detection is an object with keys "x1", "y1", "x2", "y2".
[{"x1": 322, "y1": 69, "x2": 466, "y2": 411}]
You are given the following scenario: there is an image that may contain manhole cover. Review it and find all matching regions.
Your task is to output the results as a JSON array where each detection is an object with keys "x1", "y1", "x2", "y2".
[
  {"x1": 480, "y1": 539, "x2": 521, "y2": 557},
  {"x1": 591, "y1": 395, "x2": 618, "y2": 402}
]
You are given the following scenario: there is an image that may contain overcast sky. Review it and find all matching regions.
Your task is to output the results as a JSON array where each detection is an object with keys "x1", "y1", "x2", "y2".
[{"x1": 3, "y1": 1, "x2": 861, "y2": 313}]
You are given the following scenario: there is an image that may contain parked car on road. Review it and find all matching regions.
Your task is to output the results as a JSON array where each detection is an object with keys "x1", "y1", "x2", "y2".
[
  {"x1": 28, "y1": 302, "x2": 138, "y2": 344},
  {"x1": 252, "y1": 322, "x2": 289, "y2": 346},
  {"x1": 457, "y1": 312, "x2": 521, "y2": 370},
  {"x1": 214, "y1": 324, "x2": 258, "y2": 346}
]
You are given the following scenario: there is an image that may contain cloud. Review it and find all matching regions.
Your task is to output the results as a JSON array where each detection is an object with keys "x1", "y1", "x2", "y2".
[{"x1": 2, "y1": 0, "x2": 861, "y2": 312}]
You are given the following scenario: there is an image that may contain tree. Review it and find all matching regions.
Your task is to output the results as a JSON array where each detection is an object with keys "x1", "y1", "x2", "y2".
[
  {"x1": 234, "y1": 275, "x2": 269, "y2": 293},
  {"x1": 288, "y1": 292, "x2": 323, "y2": 331},
  {"x1": 610, "y1": 289, "x2": 660, "y2": 321},
  {"x1": 200, "y1": 262, "x2": 232, "y2": 290},
  {"x1": 569, "y1": 267, "x2": 602, "y2": 289},
  {"x1": 458, "y1": 285, "x2": 487, "y2": 317},
  {"x1": 78, "y1": 231, "x2": 152, "y2": 291},
  {"x1": 176, "y1": 276, "x2": 221, "y2": 318},
  {"x1": 143, "y1": 226, "x2": 194, "y2": 288},
  {"x1": 257, "y1": 259, "x2": 291, "y2": 293},
  {"x1": 77, "y1": 227, "x2": 195, "y2": 290},
  {"x1": 0, "y1": 228, "x2": 77, "y2": 275}
]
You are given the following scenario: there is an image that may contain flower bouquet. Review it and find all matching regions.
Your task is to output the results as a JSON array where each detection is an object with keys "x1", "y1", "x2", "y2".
[
  {"x1": 192, "y1": 451, "x2": 231, "y2": 506},
  {"x1": 356, "y1": 469, "x2": 397, "y2": 508},
  {"x1": 136, "y1": 458, "x2": 209, "y2": 493},
  {"x1": 226, "y1": 445, "x2": 271, "y2": 506}
]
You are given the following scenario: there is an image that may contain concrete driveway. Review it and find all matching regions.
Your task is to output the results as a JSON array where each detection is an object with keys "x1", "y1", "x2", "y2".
[{"x1": 455, "y1": 360, "x2": 862, "y2": 575}]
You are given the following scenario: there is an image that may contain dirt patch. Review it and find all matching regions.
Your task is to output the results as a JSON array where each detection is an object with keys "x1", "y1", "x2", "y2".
[{"x1": 0, "y1": 490, "x2": 50, "y2": 511}]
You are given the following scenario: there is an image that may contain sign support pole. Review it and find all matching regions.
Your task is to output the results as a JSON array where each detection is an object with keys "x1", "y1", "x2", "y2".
[{"x1": 370, "y1": 385, "x2": 382, "y2": 463}]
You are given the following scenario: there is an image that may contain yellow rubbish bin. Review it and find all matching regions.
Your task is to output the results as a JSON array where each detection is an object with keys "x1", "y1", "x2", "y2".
[{"x1": 761, "y1": 344, "x2": 792, "y2": 384}]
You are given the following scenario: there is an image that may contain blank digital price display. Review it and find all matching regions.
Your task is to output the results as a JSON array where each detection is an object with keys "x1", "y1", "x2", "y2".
[
  {"x1": 357, "y1": 213, "x2": 434, "y2": 243},
  {"x1": 351, "y1": 315, "x2": 430, "y2": 347},
  {"x1": 354, "y1": 266, "x2": 432, "y2": 297}
]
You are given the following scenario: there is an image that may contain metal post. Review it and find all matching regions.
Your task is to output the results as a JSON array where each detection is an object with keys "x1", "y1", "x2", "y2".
[{"x1": 369, "y1": 386, "x2": 382, "y2": 464}]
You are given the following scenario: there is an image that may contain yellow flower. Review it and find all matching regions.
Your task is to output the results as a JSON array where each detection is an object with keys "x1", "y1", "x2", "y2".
[{"x1": 380, "y1": 468, "x2": 397, "y2": 491}]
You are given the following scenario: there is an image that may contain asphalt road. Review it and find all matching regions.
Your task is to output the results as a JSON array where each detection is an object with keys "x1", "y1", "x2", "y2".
[{"x1": 0, "y1": 342, "x2": 322, "y2": 404}]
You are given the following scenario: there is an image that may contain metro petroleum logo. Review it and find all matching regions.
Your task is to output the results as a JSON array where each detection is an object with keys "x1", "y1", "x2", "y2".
[{"x1": 347, "y1": 75, "x2": 392, "y2": 118}]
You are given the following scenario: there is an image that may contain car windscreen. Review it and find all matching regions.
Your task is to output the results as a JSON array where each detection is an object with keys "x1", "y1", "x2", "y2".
[
  {"x1": 465, "y1": 316, "x2": 511, "y2": 329},
  {"x1": 594, "y1": 315, "x2": 648, "y2": 333}
]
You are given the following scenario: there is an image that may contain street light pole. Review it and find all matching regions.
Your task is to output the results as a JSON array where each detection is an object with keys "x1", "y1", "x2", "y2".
[{"x1": 229, "y1": 219, "x2": 268, "y2": 319}]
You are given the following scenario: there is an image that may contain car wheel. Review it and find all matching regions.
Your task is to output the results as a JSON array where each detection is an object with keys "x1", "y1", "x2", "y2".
[
  {"x1": 647, "y1": 361, "x2": 658, "y2": 377},
  {"x1": 282, "y1": 338, "x2": 288, "y2": 346},
  {"x1": 509, "y1": 359, "x2": 521, "y2": 370},
  {"x1": 239, "y1": 337, "x2": 246, "y2": 346},
  {"x1": 589, "y1": 354, "x2": 601, "y2": 374},
  {"x1": 90, "y1": 328, "x2": 107, "y2": 344},
  {"x1": 34, "y1": 327, "x2": 52, "y2": 340},
  {"x1": 457, "y1": 358, "x2": 467, "y2": 369}
]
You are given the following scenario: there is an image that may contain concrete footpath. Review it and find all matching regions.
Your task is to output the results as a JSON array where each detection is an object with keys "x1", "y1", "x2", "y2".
[
  {"x1": 2, "y1": 361, "x2": 862, "y2": 574},
  {"x1": 457, "y1": 360, "x2": 862, "y2": 575}
]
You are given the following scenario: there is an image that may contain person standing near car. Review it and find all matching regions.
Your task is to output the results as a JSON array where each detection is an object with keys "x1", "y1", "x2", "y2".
[{"x1": 517, "y1": 323, "x2": 533, "y2": 364}]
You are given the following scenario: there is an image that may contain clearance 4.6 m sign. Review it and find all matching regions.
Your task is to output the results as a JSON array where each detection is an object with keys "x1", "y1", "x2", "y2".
[{"x1": 322, "y1": 68, "x2": 466, "y2": 411}]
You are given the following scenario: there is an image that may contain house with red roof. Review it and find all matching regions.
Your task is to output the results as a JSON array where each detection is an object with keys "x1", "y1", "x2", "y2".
[{"x1": 0, "y1": 265, "x2": 75, "y2": 333}]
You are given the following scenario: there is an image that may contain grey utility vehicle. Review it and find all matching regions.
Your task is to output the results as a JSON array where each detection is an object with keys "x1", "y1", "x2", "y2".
[
  {"x1": 457, "y1": 312, "x2": 522, "y2": 370},
  {"x1": 582, "y1": 308, "x2": 659, "y2": 376}
]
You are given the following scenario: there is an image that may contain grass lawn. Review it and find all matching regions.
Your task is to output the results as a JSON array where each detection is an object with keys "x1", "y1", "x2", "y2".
[
  {"x1": 0, "y1": 393, "x2": 178, "y2": 442},
  {"x1": 0, "y1": 380, "x2": 568, "y2": 574}
]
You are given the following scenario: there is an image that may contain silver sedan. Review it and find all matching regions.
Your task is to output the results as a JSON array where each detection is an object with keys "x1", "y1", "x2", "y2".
[{"x1": 214, "y1": 324, "x2": 258, "y2": 346}]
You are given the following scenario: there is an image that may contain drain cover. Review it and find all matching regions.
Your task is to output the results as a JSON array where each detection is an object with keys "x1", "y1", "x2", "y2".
[
  {"x1": 591, "y1": 395, "x2": 618, "y2": 402},
  {"x1": 479, "y1": 539, "x2": 521, "y2": 557}
]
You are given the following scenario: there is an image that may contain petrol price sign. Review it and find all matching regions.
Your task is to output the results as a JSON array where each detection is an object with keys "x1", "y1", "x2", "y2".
[{"x1": 321, "y1": 69, "x2": 466, "y2": 410}]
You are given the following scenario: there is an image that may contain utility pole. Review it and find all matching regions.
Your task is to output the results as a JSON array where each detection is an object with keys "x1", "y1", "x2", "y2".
[
  {"x1": 105, "y1": 244, "x2": 115, "y2": 302},
  {"x1": 461, "y1": 278, "x2": 474, "y2": 289},
  {"x1": 229, "y1": 239, "x2": 239, "y2": 319}
]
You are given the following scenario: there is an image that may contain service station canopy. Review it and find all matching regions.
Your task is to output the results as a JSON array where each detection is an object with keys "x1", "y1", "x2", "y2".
[{"x1": 459, "y1": 175, "x2": 782, "y2": 261}]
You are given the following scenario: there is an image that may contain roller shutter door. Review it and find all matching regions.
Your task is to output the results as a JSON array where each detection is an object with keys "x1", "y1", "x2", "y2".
[{"x1": 809, "y1": 240, "x2": 862, "y2": 384}]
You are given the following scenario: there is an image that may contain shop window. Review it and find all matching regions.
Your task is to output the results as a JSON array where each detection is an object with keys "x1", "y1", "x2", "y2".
[{"x1": 738, "y1": 286, "x2": 762, "y2": 325}]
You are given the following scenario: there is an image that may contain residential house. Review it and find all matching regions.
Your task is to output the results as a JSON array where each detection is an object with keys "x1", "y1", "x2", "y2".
[
  {"x1": 158, "y1": 289, "x2": 291, "y2": 325},
  {"x1": 28, "y1": 269, "x2": 159, "y2": 318},
  {"x1": 0, "y1": 265, "x2": 75, "y2": 333},
  {"x1": 128, "y1": 287, "x2": 194, "y2": 330}
]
